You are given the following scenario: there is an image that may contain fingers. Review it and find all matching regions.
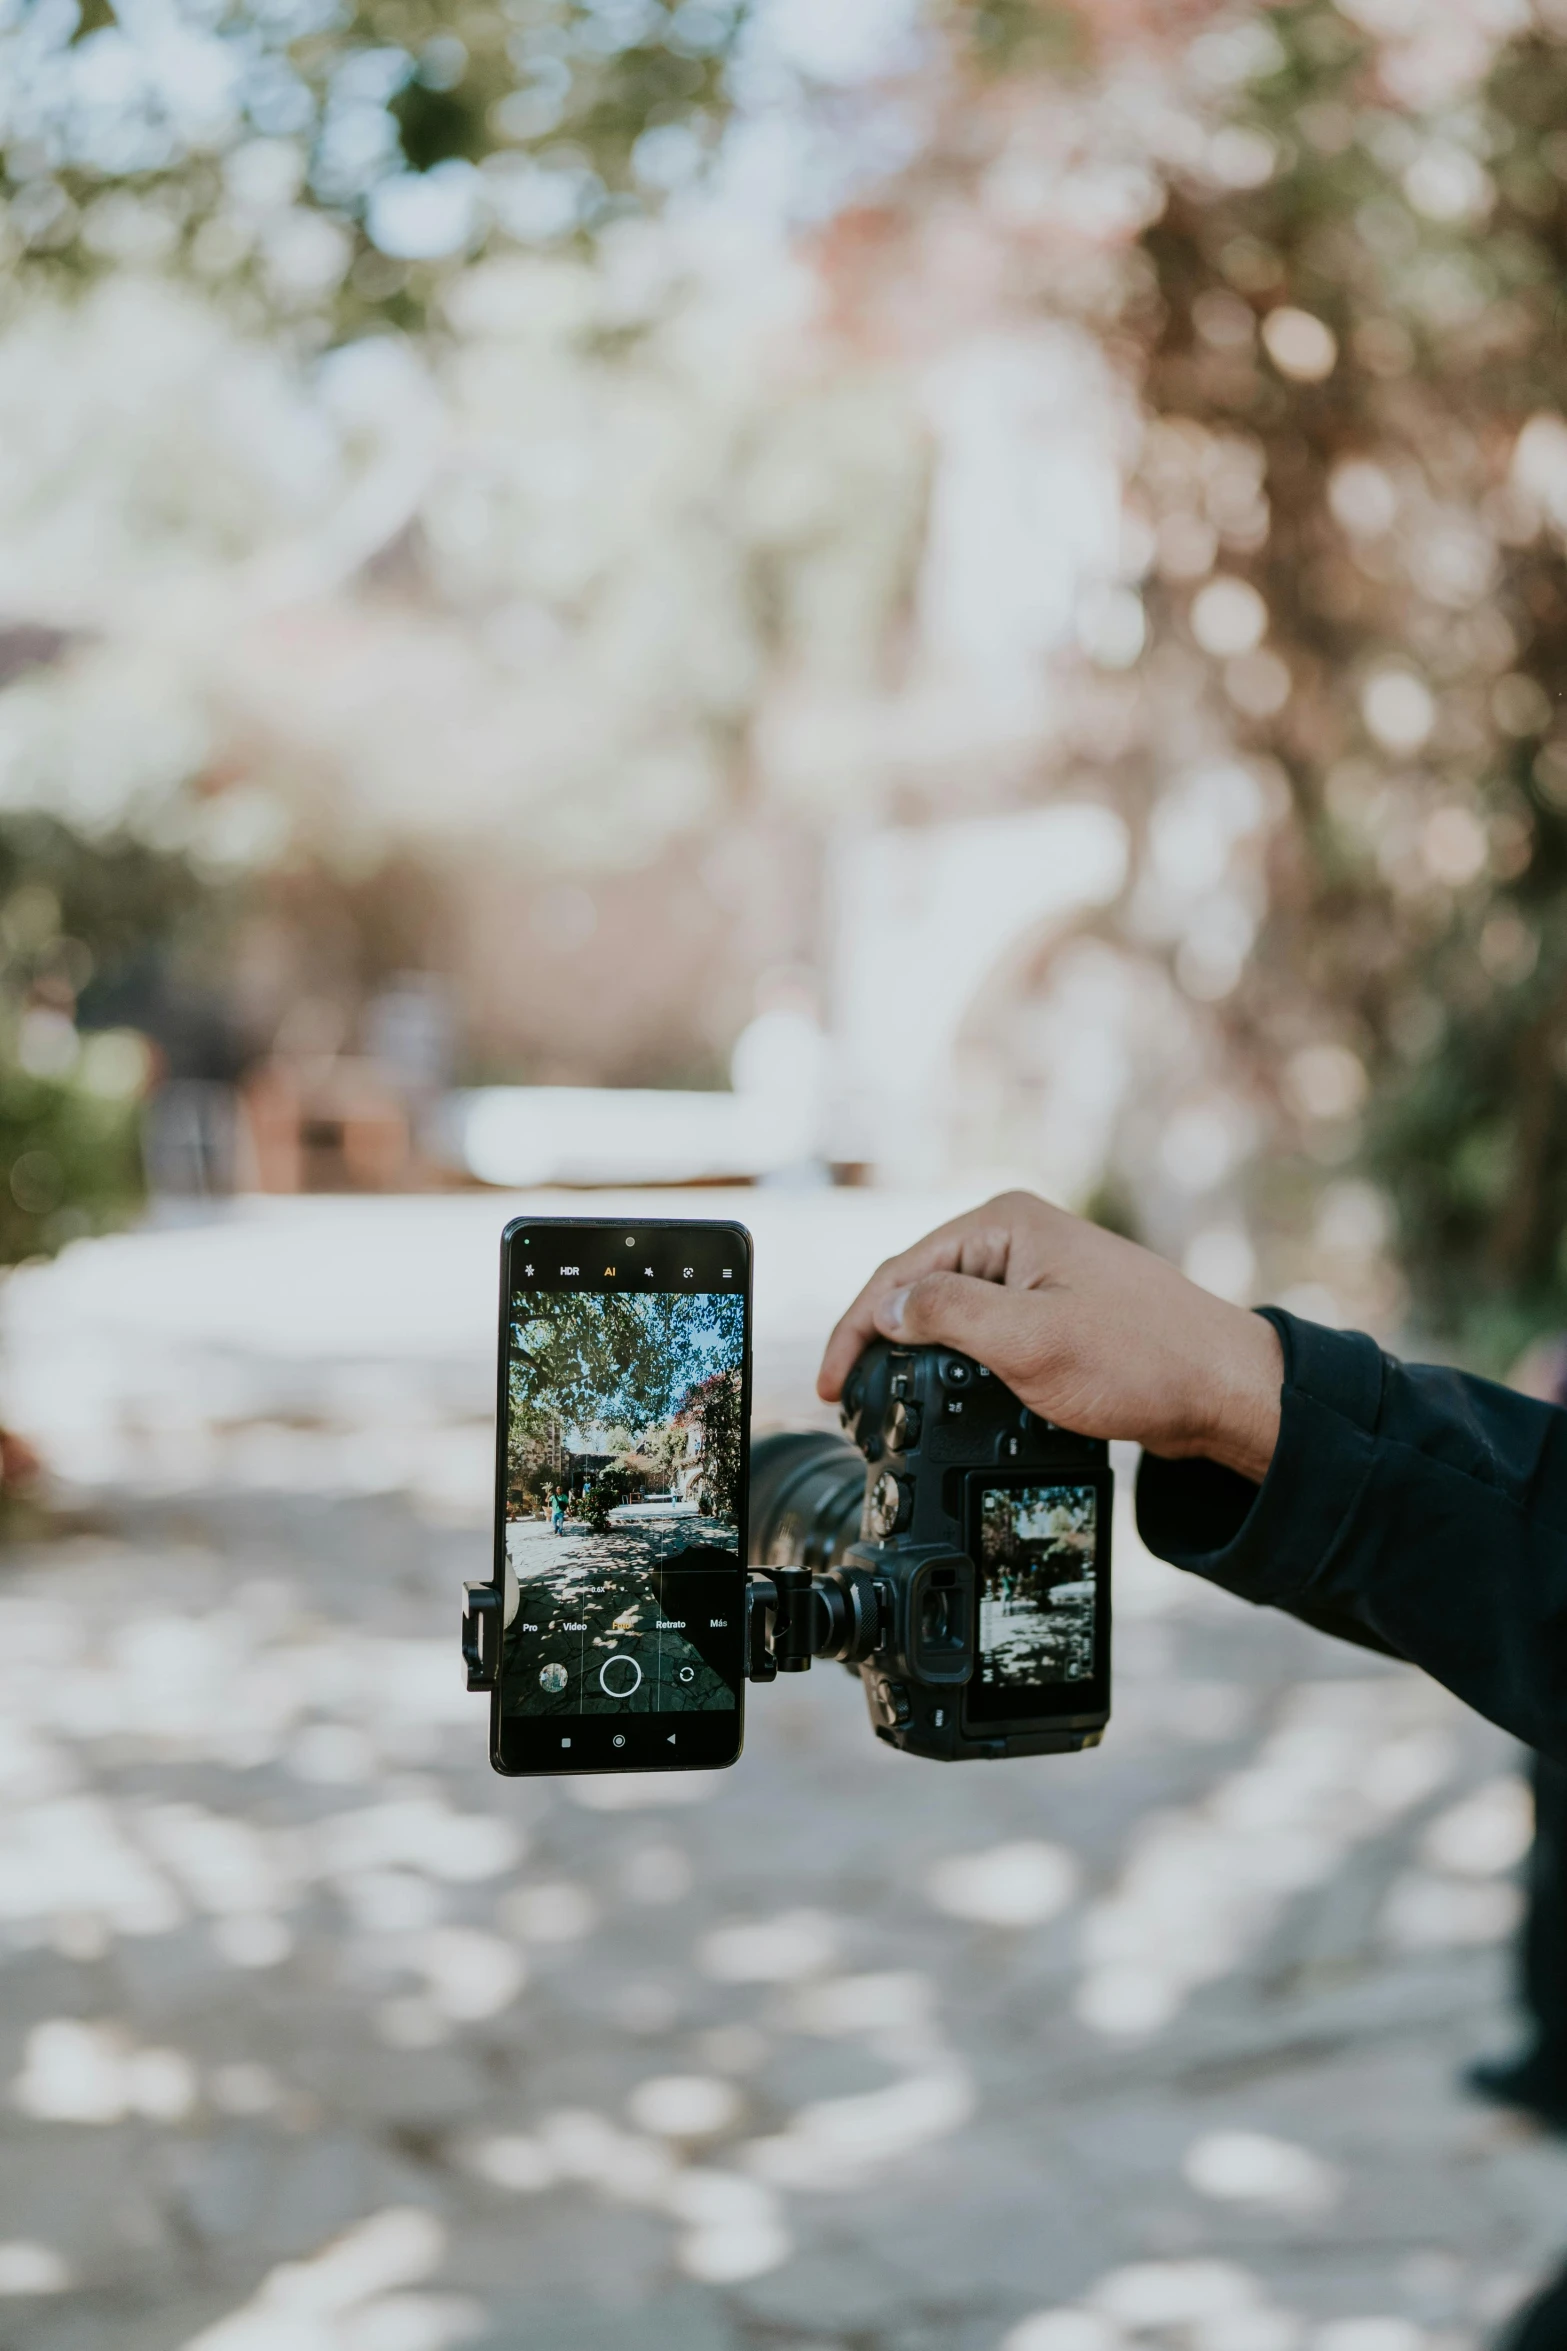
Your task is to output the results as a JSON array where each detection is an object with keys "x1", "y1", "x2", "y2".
[
  {"x1": 814, "y1": 1198, "x2": 1038, "y2": 1400},
  {"x1": 875, "y1": 1269, "x2": 1063, "y2": 1399},
  {"x1": 816, "y1": 1233, "x2": 961, "y2": 1399}
]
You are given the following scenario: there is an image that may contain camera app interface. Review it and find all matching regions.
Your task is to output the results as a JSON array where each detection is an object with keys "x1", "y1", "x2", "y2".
[
  {"x1": 972, "y1": 1481, "x2": 1099, "y2": 1706},
  {"x1": 501, "y1": 1234, "x2": 745, "y2": 1725}
]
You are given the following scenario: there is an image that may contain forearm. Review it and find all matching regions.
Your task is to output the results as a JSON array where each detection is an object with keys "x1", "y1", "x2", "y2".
[
  {"x1": 1139, "y1": 1309, "x2": 1567, "y2": 1762},
  {"x1": 1167, "y1": 1300, "x2": 1282, "y2": 1484}
]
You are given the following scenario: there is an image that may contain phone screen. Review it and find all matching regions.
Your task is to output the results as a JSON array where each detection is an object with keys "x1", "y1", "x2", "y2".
[
  {"x1": 962, "y1": 1472, "x2": 1110, "y2": 1728},
  {"x1": 491, "y1": 1218, "x2": 750, "y2": 1775}
]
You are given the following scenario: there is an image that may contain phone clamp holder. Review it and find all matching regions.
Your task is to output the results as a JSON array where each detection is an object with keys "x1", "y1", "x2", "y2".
[
  {"x1": 462, "y1": 1581, "x2": 502, "y2": 1692},
  {"x1": 744, "y1": 1566, "x2": 824, "y2": 1682}
]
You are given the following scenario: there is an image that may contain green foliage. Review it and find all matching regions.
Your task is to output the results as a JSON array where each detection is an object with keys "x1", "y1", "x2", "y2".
[
  {"x1": 0, "y1": 0, "x2": 746, "y2": 340},
  {"x1": 0, "y1": 1066, "x2": 144, "y2": 1263},
  {"x1": 512, "y1": 1278, "x2": 732, "y2": 1420},
  {"x1": 0, "y1": 815, "x2": 210, "y2": 984},
  {"x1": 638, "y1": 1417, "x2": 688, "y2": 1489},
  {"x1": 507, "y1": 1285, "x2": 743, "y2": 1449},
  {"x1": 506, "y1": 1420, "x2": 553, "y2": 1510},
  {"x1": 1128, "y1": 1, "x2": 1567, "y2": 1343},
  {"x1": 684, "y1": 1360, "x2": 741, "y2": 1523},
  {"x1": 955, "y1": 0, "x2": 1085, "y2": 79},
  {"x1": 585, "y1": 1462, "x2": 635, "y2": 1530},
  {"x1": 0, "y1": 817, "x2": 215, "y2": 1264}
]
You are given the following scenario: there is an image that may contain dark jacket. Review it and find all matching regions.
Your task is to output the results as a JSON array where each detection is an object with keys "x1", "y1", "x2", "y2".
[{"x1": 1136, "y1": 1306, "x2": 1567, "y2": 1764}]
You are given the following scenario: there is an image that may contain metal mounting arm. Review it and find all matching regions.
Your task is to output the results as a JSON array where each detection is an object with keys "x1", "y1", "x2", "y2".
[
  {"x1": 745, "y1": 1562, "x2": 882, "y2": 1682},
  {"x1": 746, "y1": 1566, "x2": 816, "y2": 1680}
]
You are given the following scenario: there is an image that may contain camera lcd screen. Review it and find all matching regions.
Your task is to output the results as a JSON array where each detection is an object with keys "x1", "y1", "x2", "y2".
[
  {"x1": 494, "y1": 1221, "x2": 749, "y2": 1773},
  {"x1": 965, "y1": 1478, "x2": 1105, "y2": 1724}
]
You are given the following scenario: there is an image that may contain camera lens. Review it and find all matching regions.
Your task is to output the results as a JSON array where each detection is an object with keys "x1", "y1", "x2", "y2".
[{"x1": 748, "y1": 1432, "x2": 865, "y2": 1573}]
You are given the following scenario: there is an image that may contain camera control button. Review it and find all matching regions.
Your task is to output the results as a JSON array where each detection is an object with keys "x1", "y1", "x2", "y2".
[
  {"x1": 940, "y1": 1356, "x2": 972, "y2": 1389},
  {"x1": 873, "y1": 1677, "x2": 913, "y2": 1728},
  {"x1": 867, "y1": 1471, "x2": 913, "y2": 1539}
]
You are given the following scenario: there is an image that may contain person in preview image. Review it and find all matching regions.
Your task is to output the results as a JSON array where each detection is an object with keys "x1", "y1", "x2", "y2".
[{"x1": 500, "y1": 1286, "x2": 744, "y2": 1718}]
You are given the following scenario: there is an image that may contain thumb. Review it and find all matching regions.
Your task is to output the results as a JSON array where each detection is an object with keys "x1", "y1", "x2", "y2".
[{"x1": 875, "y1": 1270, "x2": 1058, "y2": 1390}]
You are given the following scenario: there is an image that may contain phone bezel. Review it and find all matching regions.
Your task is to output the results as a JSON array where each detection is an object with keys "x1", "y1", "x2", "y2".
[
  {"x1": 490, "y1": 1215, "x2": 752, "y2": 1778},
  {"x1": 959, "y1": 1464, "x2": 1112, "y2": 1733}
]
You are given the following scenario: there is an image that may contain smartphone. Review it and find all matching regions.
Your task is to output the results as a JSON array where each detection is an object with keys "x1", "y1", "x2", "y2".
[{"x1": 489, "y1": 1216, "x2": 752, "y2": 1776}]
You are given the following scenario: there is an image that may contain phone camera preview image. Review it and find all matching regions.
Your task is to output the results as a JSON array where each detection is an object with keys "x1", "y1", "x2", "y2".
[
  {"x1": 481, "y1": 1220, "x2": 752, "y2": 1776},
  {"x1": 965, "y1": 1480, "x2": 1101, "y2": 1726}
]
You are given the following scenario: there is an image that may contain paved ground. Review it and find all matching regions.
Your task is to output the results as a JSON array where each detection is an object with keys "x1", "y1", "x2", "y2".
[
  {"x1": 0, "y1": 1195, "x2": 1561, "y2": 2351},
  {"x1": 502, "y1": 1515, "x2": 736, "y2": 1717}
]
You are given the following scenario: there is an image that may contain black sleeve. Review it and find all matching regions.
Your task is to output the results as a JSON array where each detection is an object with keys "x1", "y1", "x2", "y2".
[{"x1": 1136, "y1": 1307, "x2": 1567, "y2": 1764}]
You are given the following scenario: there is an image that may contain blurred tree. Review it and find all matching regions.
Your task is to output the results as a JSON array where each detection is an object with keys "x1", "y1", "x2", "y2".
[
  {"x1": 0, "y1": 0, "x2": 745, "y2": 339},
  {"x1": 0, "y1": 0, "x2": 753, "y2": 1279},
  {"x1": 1103, "y1": 0, "x2": 1567, "y2": 1355},
  {"x1": 0, "y1": 814, "x2": 215, "y2": 1263}
]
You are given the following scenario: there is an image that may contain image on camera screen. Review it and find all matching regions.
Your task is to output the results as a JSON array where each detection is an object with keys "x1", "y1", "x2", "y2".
[
  {"x1": 501, "y1": 1287, "x2": 744, "y2": 1718},
  {"x1": 975, "y1": 1482, "x2": 1098, "y2": 1689}
]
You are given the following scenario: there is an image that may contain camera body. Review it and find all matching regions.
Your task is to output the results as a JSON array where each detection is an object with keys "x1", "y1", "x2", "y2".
[{"x1": 748, "y1": 1340, "x2": 1111, "y2": 1761}]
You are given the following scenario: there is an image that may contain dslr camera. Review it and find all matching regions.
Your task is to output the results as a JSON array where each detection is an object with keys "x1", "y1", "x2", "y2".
[{"x1": 747, "y1": 1340, "x2": 1111, "y2": 1760}]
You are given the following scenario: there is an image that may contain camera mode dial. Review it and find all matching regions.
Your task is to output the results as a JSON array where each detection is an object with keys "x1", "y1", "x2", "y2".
[{"x1": 867, "y1": 1470, "x2": 913, "y2": 1540}]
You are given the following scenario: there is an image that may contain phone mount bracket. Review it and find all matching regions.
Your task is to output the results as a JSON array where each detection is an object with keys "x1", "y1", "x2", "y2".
[
  {"x1": 462, "y1": 1582, "x2": 502, "y2": 1692},
  {"x1": 744, "y1": 1567, "x2": 817, "y2": 1681}
]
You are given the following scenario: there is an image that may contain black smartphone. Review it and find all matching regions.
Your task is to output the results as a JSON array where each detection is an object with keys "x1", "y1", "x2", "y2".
[{"x1": 489, "y1": 1216, "x2": 752, "y2": 1776}]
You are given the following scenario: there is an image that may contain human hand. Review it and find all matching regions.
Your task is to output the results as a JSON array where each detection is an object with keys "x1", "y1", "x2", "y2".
[{"x1": 817, "y1": 1191, "x2": 1282, "y2": 1484}]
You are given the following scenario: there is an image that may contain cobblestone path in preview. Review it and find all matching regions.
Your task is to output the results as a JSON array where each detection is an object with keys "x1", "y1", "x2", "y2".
[
  {"x1": 0, "y1": 1197, "x2": 1563, "y2": 2351},
  {"x1": 502, "y1": 1516, "x2": 735, "y2": 1717}
]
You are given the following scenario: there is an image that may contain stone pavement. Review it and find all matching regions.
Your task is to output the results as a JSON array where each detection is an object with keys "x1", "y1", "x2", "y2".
[{"x1": 0, "y1": 1196, "x2": 1560, "y2": 2351}]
